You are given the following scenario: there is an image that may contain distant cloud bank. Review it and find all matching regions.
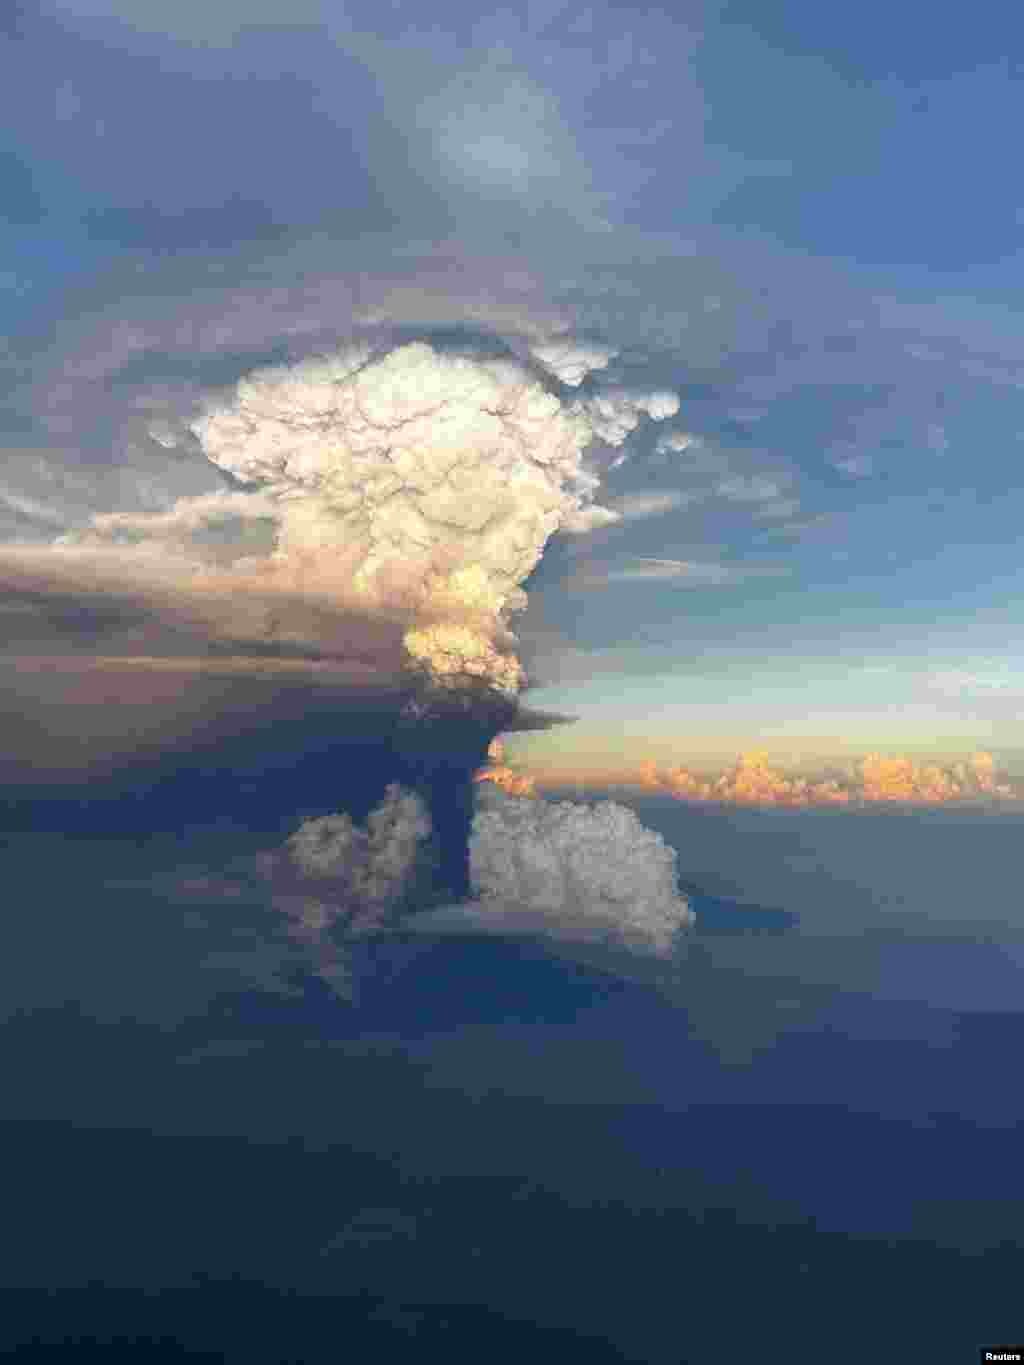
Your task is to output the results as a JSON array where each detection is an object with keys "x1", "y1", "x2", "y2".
[
  {"x1": 642, "y1": 750, "x2": 1021, "y2": 808},
  {"x1": 473, "y1": 741, "x2": 1023, "y2": 810}
]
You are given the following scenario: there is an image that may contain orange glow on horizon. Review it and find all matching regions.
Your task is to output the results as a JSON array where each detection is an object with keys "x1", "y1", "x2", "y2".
[
  {"x1": 642, "y1": 749, "x2": 1019, "y2": 807},
  {"x1": 474, "y1": 743, "x2": 1022, "y2": 808},
  {"x1": 473, "y1": 737, "x2": 538, "y2": 797}
]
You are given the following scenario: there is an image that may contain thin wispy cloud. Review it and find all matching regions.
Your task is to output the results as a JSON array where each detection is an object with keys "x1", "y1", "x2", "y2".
[
  {"x1": 648, "y1": 430, "x2": 800, "y2": 521},
  {"x1": 830, "y1": 452, "x2": 876, "y2": 479},
  {"x1": 562, "y1": 490, "x2": 695, "y2": 534},
  {"x1": 713, "y1": 475, "x2": 799, "y2": 520},
  {"x1": 653, "y1": 431, "x2": 729, "y2": 473},
  {"x1": 926, "y1": 668, "x2": 1024, "y2": 698},
  {"x1": 580, "y1": 557, "x2": 791, "y2": 588},
  {"x1": 610, "y1": 491, "x2": 695, "y2": 521}
]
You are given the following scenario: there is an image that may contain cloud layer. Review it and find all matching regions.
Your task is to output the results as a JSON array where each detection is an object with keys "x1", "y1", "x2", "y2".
[{"x1": 640, "y1": 750, "x2": 1020, "y2": 808}]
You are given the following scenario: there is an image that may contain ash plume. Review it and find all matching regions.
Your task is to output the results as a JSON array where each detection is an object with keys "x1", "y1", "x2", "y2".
[
  {"x1": 406, "y1": 783, "x2": 696, "y2": 958},
  {"x1": 49, "y1": 336, "x2": 678, "y2": 703},
  {"x1": 1, "y1": 330, "x2": 679, "y2": 924},
  {"x1": 283, "y1": 783, "x2": 434, "y2": 924}
]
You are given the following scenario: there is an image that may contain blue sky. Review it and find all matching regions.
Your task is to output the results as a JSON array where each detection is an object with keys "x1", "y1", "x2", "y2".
[{"x1": 3, "y1": 0, "x2": 1024, "y2": 772}]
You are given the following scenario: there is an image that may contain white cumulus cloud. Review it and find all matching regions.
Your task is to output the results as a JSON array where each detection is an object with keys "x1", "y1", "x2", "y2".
[
  {"x1": 407, "y1": 784, "x2": 696, "y2": 956},
  {"x1": 572, "y1": 387, "x2": 681, "y2": 449},
  {"x1": 53, "y1": 337, "x2": 678, "y2": 698},
  {"x1": 528, "y1": 338, "x2": 617, "y2": 387}
]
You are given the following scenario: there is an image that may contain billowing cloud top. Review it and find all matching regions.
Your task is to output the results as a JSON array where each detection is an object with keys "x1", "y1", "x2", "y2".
[
  {"x1": 411, "y1": 783, "x2": 696, "y2": 957},
  {"x1": 527, "y1": 339, "x2": 616, "y2": 387},
  {"x1": 191, "y1": 341, "x2": 592, "y2": 625},
  {"x1": 50, "y1": 336, "x2": 679, "y2": 699}
]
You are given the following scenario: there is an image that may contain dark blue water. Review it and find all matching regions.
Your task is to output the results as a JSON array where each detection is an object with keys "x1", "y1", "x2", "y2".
[{"x1": 2, "y1": 812, "x2": 1021, "y2": 1362}]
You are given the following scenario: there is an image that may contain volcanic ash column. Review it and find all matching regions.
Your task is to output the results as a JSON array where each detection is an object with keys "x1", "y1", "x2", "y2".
[{"x1": 189, "y1": 338, "x2": 680, "y2": 891}]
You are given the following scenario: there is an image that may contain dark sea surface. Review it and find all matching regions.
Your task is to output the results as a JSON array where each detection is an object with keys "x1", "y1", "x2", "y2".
[{"x1": 2, "y1": 795, "x2": 1022, "y2": 1362}]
